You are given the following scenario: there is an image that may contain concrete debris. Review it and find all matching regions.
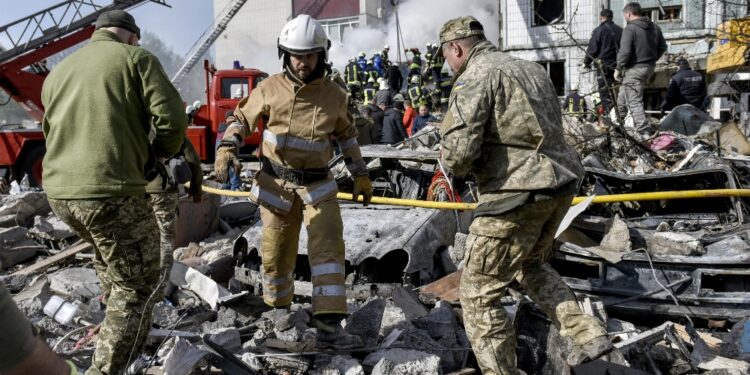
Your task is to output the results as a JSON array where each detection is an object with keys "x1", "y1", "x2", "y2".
[
  {"x1": 647, "y1": 231, "x2": 705, "y2": 256},
  {"x1": 363, "y1": 348, "x2": 442, "y2": 375},
  {"x1": 169, "y1": 261, "x2": 230, "y2": 309},
  {"x1": 162, "y1": 337, "x2": 210, "y2": 375},
  {"x1": 28, "y1": 213, "x2": 75, "y2": 242},
  {"x1": 310, "y1": 355, "x2": 365, "y2": 375},
  {"x1": 599, "y1": 216, "x2": 632, "y2": 252},
  {"x1": 207, "y1": 327, "x2": 242, "y2": 353},
  {"x1": 48, "y1": 267, "x2": 101, "y2": 301},
  {"x1": 0, "y1": 226, "x2": 41, "y2": 269},
  {"x1": 0, "y1": 192, "x2": 50, "y2": 227}
]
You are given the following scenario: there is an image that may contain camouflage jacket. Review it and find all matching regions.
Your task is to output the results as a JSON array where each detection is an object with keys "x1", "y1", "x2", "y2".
[{"x1": 440, "y1": 41, "x2": 583, "y2": 207}]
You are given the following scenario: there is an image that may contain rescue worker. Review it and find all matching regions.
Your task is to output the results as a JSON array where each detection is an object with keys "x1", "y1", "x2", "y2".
[
  {"x1": 562, "y1": 86, "x2": 588, "y2": 115},
  {"x1": 661, "y1": 58, "x2": 707, "y2": 111},
  {"x1": 363, "y1": 78, "x2": 377, "y2": 106},
  {"x1": 213, "y1": 14, "x2": 371, "y2": 349},
  {"x1": 424, "y1": 42, "x2": 435, "y2": 81},
  {"x1": 1, "y1": 283, "x2": 76, "y2": 374},
  {"x1": 438, "y1": 16, "x2": 612, "y2": 374},
  {"x1": 407, "y1": 75, "x2": 426, "y2": 107},
  {"x1": 583, "y1": 9, "x2": 622, "y2": 113},
  {"x1": 615, "y1": 2, "x2": 667, "y2": 129},
  {"x1": 373, "y1": 52, "x2": 384, "y2": 76},
  {"x1": 385, "y1": 62, "x2": 403, "y2": 93},
  {"x1": 365, "y1": 60, "x2": 379, "y2": 81},
  {"x1": 41, "y1": 10, "x2": 186, "y2": 374},
  {"x1": 405, "y1": 47, "x2": 422, "y2": 81},
  {"x1": 382, "y1": 44, "x2": 390, "y2": 65},
  {"x1": 430, "y1": 42, "x2": 445, "y2": 84},
  {"x1": 146, "y1": 140, "x2": 203, "y2": 284},
  {"x1": 357, "y1": 51, "x2": 368, "y2": 79},
  {"x1": 344, "y1": 58, "x2": 362, "y2": 100}
]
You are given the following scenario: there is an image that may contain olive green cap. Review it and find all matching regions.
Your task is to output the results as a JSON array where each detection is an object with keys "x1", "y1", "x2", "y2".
[
  {"x1": 95, "y1": 10, "x2": 140, "y2": 38},
  {"x1": 438, "y1": 16, "x2": 485, "y2": 44}
]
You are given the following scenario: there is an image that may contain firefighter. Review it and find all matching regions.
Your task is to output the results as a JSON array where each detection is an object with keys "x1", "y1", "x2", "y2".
[
  {"x1": 344, "y1": 58, "x2": 361, "y2": 100},
  {"x1": 214, "y1": 14, "x2": 371, "y2": 349},
  {"x1": 562, "y1": 86, "x2": 587, "y2": 116},
  {"x1": 430, "y1": 43, "x2": 444, "y2": 84},
  {"x1": 365, "y1": 60, "x2": 379, "y2": 82},
  {"x1": 363, "y1": 77, "x2": 377, "y2": 106},
  {"x1": 405, "y1": 47, "x2": 422, "y2": 81},
  {"x1": 407, "y1": 75, "x2": 426, "y2": 107},
  {"x1": 356, "y1": 51, "x2": 367, "y2": 79},
  {"x1": 382, "y1": 44, "x2": 390, "y2": 65}
]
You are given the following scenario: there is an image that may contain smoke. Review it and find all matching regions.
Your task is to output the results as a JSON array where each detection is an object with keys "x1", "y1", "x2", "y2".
[
  {"x1": 232, "y1": 0, "x2": 499, "y2": 74},
  {"x1": 330, "y1": 0, "x2": 499, "y2": 70}
]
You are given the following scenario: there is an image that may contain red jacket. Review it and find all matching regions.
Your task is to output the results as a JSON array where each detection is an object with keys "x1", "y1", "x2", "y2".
[{"x1": 403, "y1": 106, "x2": 416, "y2": 136}]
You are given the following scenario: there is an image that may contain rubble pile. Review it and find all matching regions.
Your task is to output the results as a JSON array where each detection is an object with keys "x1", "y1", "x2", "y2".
[{"x1": 3, "y1": 108, "x2": 750, "y2": 373}]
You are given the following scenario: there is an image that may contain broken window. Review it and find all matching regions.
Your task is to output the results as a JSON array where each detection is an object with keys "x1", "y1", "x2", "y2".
[
  {"x1": 533, "y1": 0, "x2": 565, "y2": 26},
  {"x1": 644, "y1": 6, "x2": 682, "y2": 22},
  {"x1": 538, "y1": 60, "x2": 566, "y2": 96}
]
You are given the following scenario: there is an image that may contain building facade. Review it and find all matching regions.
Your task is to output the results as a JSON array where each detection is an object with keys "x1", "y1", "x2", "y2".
[{"x1": 501, "y1": 0, "x2": 746, "y2": 105}]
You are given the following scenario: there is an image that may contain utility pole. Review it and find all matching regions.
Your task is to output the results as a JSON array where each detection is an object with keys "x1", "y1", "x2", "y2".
[{"x1": 498, "y1": 0, "x2": 503, "y2": 50}]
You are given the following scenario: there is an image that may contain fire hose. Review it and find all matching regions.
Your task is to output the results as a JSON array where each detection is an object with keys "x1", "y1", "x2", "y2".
[{"x1": 190, "y1": 184, "x2": 750, "y2": 210}]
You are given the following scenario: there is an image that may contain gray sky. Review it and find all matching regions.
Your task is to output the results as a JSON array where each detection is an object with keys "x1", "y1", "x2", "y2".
[{"x1": 0, "y1": 0, "x2": 213, "y2": 56}]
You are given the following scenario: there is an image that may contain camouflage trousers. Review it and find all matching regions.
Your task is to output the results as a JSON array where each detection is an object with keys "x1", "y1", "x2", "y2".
[
  {"x1": 460, "y1": 195, "x2": 607, "y2": 375},
  {"x1": 149, "y1": 192, "x2": 179, "y2": 281},
  {"x1": 49, "y1": 196, "x2": 161, "y2": 375}
]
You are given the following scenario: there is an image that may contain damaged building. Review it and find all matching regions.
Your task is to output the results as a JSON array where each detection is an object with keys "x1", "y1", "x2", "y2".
[{"x1": 500, "y1": 0, "x2": 747, "y2": 110}]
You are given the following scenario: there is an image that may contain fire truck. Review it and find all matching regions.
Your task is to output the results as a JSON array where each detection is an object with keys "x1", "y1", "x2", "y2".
[{"x1": 0, "y1": 0, "x2": 264, "y2": 187}]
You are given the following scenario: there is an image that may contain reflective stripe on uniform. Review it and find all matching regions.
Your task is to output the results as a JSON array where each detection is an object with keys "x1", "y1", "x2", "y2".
[
  {"x1": 251, "y1": 184, "x2": 293, "y2": 212},
  {"x1": 346, "y1": 159, "x2": 367, "y2": 175},
  {"x1": 227, "y1": 123, "x2": 245, "y2": 131},
  {"x1": 311, "y1": 262, "x2": 344, "y2": 278},
  {"x1": 337, "y1": 137, "x2": 358, "y2": 150},
  {"x1": 265, "y1": 284, "x2": 294, "y2": 299},
  {"x1": 263, "y1": 129, "x2": 329, "y2": 152},
  {"x1": 299, "y1": 179, "x2": 338, "y2": 205},
  {"x1": 312, "y1": 285, "x2": 346, "y2": 297},
  {"x1": 263, "y1": 271, "x2": 293, "y2": 286}
]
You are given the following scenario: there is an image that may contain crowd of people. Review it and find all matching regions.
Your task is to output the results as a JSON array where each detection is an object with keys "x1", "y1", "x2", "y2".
[{"x1": 335, "y1": 43, "x2": 451, "y2": 145}]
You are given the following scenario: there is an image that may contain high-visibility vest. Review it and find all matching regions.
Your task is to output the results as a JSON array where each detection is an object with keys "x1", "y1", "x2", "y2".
[
  {"x1": 367, "y1": 70, "x2": 379, "y2": 81},
  {"x1": 408, "y1": 85, "x2": 423, "y2": 104},
  {"x1": 363, "y1": 88, "x2": 376, "y2": 105},
  {"x1": 431, "y1": 54, "x2": 444, "y2": 69},
  {"x1": 345, "y1": 64, "x2": 360, "y2": 85},
  {"x1": 567, "y1": 97, "x2": 586, "y2": 113}
]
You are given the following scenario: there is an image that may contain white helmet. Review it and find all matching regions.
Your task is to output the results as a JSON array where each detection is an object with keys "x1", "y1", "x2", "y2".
[
  {"x1": 411, "y1": 75, "x2": 420, "y2": 84},
  {"x1": 432, "y1": 43, "x2": 439, "y2": 48},
  {"x1": 277, "y1": 15, "x2": 330, "y2": 60},
  {"x1": 571, "y1": 85, "x2": 579, "y2": 91},
  {"x1": 384, "y1": 44, "x2": 389, "y2": 49},
  {"x1": 426, "y1": 42, "x2": 431, "y2": 47}
]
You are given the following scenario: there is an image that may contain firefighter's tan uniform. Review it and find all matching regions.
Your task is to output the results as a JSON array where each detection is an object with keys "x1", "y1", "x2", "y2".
[{"x1": 221, "y1": 72, "x2": 366, "y2": 316}]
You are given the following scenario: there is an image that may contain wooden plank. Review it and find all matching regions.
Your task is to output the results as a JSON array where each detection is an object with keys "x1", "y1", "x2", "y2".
[
  {"x1": 673, "y1": 323, "x2": 723, "y2": 352},
  {"x1": 12, "y1": 240, "x2": 92, "y2": 276},
  {"x1": 419, "y1": 270, "x2": 462, "y2": 304}
]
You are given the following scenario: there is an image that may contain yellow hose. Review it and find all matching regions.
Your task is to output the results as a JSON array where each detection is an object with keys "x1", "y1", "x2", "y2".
[{"x1": 195, "y1": 183, "x2": 750, "y2": 210}]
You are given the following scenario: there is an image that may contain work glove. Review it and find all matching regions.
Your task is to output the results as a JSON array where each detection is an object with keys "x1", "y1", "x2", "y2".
[
  {"x1": 352, "y1": 175, "x2": 373, "y2": 207},
  {"x1": 614, "y1": 69, "x2": 623, "y2": 82},
  {"x1": 214, "y1": 144, "x2": 238, "y2": 183}
]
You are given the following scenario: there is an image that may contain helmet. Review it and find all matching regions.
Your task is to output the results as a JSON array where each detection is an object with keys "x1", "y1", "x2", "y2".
[
  {"x1": 278, "y1": 15, "x2": 330, "y2": 60},
  {"x1": 367, "y1": 60, "x2": 373, "y2": 65},
  {"x1": 411, "y1": 75, "x2": 420, "y2": 84},
  {"x1": 368, "y1": 77, "x2": 375, "y2": 83},
  {"x1": 426, "y1": 42, "x2": 431, "y2": 47},
  {"x1": 571, "y1": 85, "x2": 579, "y2": 91},
  {"x1": 432, "y1": 43, "x2": 439, "y2": 48},
  {"x1": 349, "y1": 58, "x2": 355, "y2": 63},
  {"x1": 359, "y1": 51, "x2": 366, "y2": 57},
  {"x1": 384, "y1": 44, "x2": 389, "y2": 49}
]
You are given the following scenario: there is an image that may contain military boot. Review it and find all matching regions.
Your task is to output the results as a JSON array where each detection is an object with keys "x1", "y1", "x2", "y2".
[
  {"x1": 567, "y1": 335, "x2": 614, "y2": 366},
  {"x1": 312, "y1": 316, "x2": 363, "y2": 350}
]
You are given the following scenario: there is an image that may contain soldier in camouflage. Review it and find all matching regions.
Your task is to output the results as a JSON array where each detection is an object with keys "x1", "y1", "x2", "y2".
[
  {"x1": 41, "y1": 11, "x2": 186, "y2": 374},
  {"x1": 437, "y1": 17, "x2": 613, "y2": 374}
]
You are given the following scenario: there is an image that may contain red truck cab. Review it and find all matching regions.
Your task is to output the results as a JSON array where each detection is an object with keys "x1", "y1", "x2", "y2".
[{"x1": 187, "y1": 61, "x2": 267, "y2": 161}]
